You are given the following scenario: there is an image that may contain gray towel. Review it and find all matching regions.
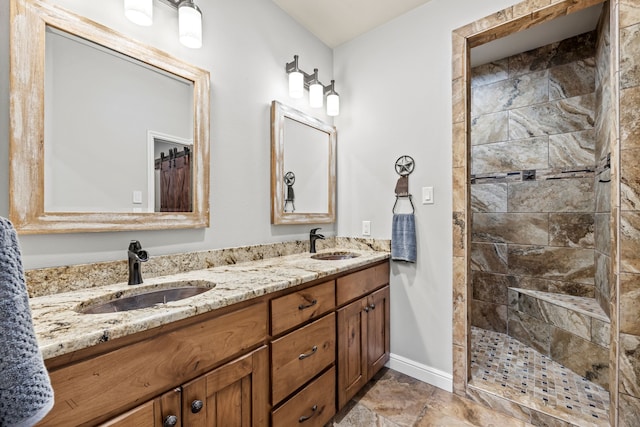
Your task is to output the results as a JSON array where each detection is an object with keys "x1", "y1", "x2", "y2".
[
  {"x1": 391, "y1": 214, "x2": 417, "y2": 263},
  {"x1": 0, "y1": 217, "x2": 54, "y2": 427}
]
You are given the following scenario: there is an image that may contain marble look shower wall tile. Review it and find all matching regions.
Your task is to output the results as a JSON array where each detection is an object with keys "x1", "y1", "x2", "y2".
[
  {"x1": 471, "y1": 111, "x2": 509, "y2": 145},
  {"x1": 472, "y1": 271, "x2": 515, "y2": 304},
  {"x1": 507, "y1": 308, "x2": 551, "y2": 354},
  {"x1": 453, "y1": 167, "x2": 466, "y2": 212},
  {"x1": 548, "y1": 129, "x2": 595, "y2": 168},
  {"x1": 512, "y1": 0, "x2": 551, "y2": 19},
  {"x1": 473, "y1": 212, "x2": 548, "y2": 245},
  {"x1": 471, "y1": 70, "x2": 549, "y2": 116},
  {"x1": 471, "y1": 183, "x2": 508, "y2": 212},
  {"x1": 516, "y1": 276, "x2": 594, "y2": 297},
  {"x1": 508, "y1": 245, "x2": 595, "y2": 285},
  {"x1": 471, "y1": 59, "x2": 509, "y2": 88},
  {"x1": 549, "y1": 58, "x2": 596, "y2": 100},
  {"x1": 549, "y1": 213, "x2": 595, "y2": 248},
  {"x1": 471, "y1": 137, "x2": 549, "y2": 175},
  {"x1": 550, "y1": 328, "x2": 609, "y2": 390},
  {"x1": 453, "y1": 211, "x2": 465, "y2": 257},
  {"x1": 620, "y1": 24, "x2": 640, "y2": 89},
  {"x1": 471, "y1": 242, "x2": 508, "y2": 273},
  {"x1": 508, "y1": 178, "x2": 595, "y2": 213},
  {"x1": 595, "y1": 170, "x2": 611, "y2": 213},
  {"x1": 619, "y1": 333, "x2": 640, "y2": 398},
  {"x1": 452, "y1": 344, "x2": 467, "y2": 395},
  {"x1": 452, "y1": 77, "x2": 466, "y2": 124},
  {"x1": 508, "y1": 32, "x2": 596, "y2": 77},
  {"x1": 452, "y1": 256, "x2": 467, "y2": 348},
  {"x1": 619, "y1": 393, "x2": 640, "y2": 427},
  {"x1": 471, "y1": 299, "x2": 507, "y2": 333},
  {"x1": 513, "y1": 293, "x2": 591, "y2": 341},
  {"x1": 620, "y1": 0, "x2": 640, "y2": 29},
  {"x1": 620, "y1": 211, "x2": 640, "y2": 273},
  {"x1": 595, "y1": 252, "x2": 611, "y2": 317},
  {"x1": 620, "y1": 86, "x2": 640, "y2": 150},
  {"x1": 620, "y1": 273, "x2": 640, "y2": 336},
  {"x1": 592, "y1": 318, "x2": 611, "y2": 349},
  {"x1": 621, "y1": 148, "x2": 640, "y2": 210},
  {"x1": 452, "y1": 121, "x2": 466, "y2": 168},
  {"x1": 509, "y1": 93, "x2": 595, "y2": 139}
]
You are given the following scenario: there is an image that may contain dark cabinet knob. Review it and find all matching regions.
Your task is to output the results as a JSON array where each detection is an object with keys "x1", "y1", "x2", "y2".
[
  {"x1": 191, "y1": 399, "x2": 204, "y2": 413},
  {"x1": 364, "y1": 306, "x2": 370, "y2": 313},
  {"x1": 370, "y1": 303, "x2": 376, "y2": 310},
  {"x1": 163, "y1": 415, "x2": 178, "y2": 427}
]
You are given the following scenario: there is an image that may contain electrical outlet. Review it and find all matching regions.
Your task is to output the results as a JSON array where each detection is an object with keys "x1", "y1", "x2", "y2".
[{"x1": 362, "y1": 220, "x2": 371, "y2": 236}]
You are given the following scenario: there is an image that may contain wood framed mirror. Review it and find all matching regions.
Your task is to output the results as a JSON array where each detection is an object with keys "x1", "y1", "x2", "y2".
[
  {"x1": 270, "y1": 101, "x2": 336, "y2": 225},
  {"x1": 9, "y1": 0, "x2": 210, "y2": 234}
]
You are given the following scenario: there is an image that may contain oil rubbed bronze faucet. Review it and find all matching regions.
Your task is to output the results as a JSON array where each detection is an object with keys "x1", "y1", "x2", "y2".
[
  {"x1": 127, "y1": 240, "x2": 149, "y2": 285},
  {"x1": 309, "y1": 228, "x2": 325, "y2": 254}
]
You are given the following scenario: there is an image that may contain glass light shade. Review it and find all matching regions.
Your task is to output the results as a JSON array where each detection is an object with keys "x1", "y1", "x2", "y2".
[
  {"x1": 124, "y1": 0, "x2": 153, "y2": 26},
  {"x1": 327, "y1": 93, "x2": 340, "y2": 116},
  {"x1": 179, "y1": 2, "x2": 202, "y2": 49},
  {"x1": 309, "y1": 82, "x2": 323, "y2": 108},
  {"x1": 288, "y1": 71, "x2": 304, "y2": 98}
]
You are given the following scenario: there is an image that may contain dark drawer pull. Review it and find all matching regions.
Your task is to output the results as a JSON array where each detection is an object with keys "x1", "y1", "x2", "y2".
[
  {"x1": 191, "y1": 399, "x2": 203, "y2": 413},
  {"x1": 298, "y1": 299, "x2": 318, "y2": 310},
  {"x1": 163, "y1": 415, "x2": 178, "y2": 427},
  {"x1": 298, "y1": 405, "x2": 318, "y2": 423},
  {"x1": 298, "y1": 345, "x2": 318, "y2": 360}
]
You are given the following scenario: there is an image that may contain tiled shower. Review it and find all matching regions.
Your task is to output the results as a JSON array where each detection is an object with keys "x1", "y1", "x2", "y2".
[{"x1": 468, "y1": 9, "x2": 613, "y2": 426}]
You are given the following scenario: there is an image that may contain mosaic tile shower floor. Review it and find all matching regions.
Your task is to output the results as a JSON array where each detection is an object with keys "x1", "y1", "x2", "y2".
[{"x1": 470, "y1": 327, "x2": 610, "y2": 427}]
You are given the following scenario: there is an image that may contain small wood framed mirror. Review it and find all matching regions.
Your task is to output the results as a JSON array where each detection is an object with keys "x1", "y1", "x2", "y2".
[{"x1": 270, "y1": 101, "x2": 336, "y2": 225}]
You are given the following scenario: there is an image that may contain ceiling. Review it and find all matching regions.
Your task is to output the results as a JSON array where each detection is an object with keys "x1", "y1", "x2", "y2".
[
  {"x1": 271, "y1": 0, "x2": 434, "y2": 48},
  {"x1": 272, "y1": 0, "x2": 603, "y2": 65}
]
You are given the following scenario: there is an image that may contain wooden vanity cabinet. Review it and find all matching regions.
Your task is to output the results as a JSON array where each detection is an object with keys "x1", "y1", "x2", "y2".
[
  {"x1": 336, "y1": 266, "x2": 390, "y2": 410},
  {"x1": 40, "y1": 260, "x2": 390, "y2": 427}
]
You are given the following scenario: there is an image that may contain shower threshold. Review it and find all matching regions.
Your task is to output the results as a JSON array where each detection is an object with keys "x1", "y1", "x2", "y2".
[{"x1": 469, "y1": 327, "x2": 610, "y2": 427}]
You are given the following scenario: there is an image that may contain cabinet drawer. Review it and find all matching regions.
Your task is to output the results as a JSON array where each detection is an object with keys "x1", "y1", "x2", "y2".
[
  {"x1": 271, "y1": 313, "x2": 336, "y2": 404},
  {"x1": 272, "y1": 366, "x2": 336, "y2": 427},
  {"x1": 271, "y1": 280, "x2": 335, "y2": 335},
  {"x1": 336, "y1": 262, "x2": 389, "y2": 306}
]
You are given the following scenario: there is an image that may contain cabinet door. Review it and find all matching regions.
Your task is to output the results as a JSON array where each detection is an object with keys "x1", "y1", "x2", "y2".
[
  {"x1": 366, "y1": 286, "x2": 390, "y2": 381},
  {"x1": 336, "y1": 297, "x2": 368, "y2": 410},
  {"x1": 99, "y1": 387, "x2": 181, "y2": 427},
  {"x1": 181, "y1": 346, "x2": 269, "y2": 427}
]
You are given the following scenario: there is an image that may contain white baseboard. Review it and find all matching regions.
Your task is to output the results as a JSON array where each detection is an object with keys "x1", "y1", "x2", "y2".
[{"x1": 386, "y1": 353, "x2": 453, "y2": 393}]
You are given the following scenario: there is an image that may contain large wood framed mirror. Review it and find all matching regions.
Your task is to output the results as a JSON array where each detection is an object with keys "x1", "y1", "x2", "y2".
[
  {"x1": 270, "y1": 101, "x2": 336, "y2": 225},
  {"x1": 9, "y1": 0, "x2": 210, "y2": 234}
]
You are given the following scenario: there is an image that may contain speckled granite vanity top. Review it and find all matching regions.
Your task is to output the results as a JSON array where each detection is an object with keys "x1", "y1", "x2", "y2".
[{"x1": 30, "y1": 247, "x2": 389, "y2": 360}]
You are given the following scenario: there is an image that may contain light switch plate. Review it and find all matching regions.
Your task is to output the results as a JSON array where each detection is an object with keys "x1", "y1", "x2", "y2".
[
  {"x1": 132, "y1": 190, "x2": 143, "y2": 204},
  {"x1": 362, "y1": 220, "x2": 371, "y2": 236},
  {"x1": 422, "y1": 186, "x2": 434, "y2": 204}
]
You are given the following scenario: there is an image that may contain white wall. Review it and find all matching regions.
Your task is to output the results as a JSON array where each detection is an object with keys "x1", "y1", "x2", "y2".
[
  {"x1": 333, "y1": 0, "x2": 521, "y2": 383},
  {"x1": 1, "y1": 0, "x2": 335, "y2": 269}
]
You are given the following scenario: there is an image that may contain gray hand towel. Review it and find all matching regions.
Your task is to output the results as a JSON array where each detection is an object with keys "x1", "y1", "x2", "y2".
[
  {"x1": 0, "y1": 217, "x2": 54, "y2": 427},
  {"x1": 391, "y1": 213, "x2": 417, "y2": 263}
]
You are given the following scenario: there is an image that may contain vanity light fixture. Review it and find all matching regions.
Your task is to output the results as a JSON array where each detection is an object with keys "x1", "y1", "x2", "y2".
[
  {"x1": 308, "y1": 69, "x2": 323, "y2": 108},
  {"x1": 124, "y1": 0, "x2": 203, "y2": 49},
  {"x1": 124, "y1": 0, "x2": 153, "y2": 26},
  {"x1": 285, "y1": 55, "x2": 340, "y2": 116}
]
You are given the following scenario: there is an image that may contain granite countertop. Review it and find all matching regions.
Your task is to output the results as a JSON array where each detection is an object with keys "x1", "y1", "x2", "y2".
[{"x1": 31, "y1": 248, "x2": 389, "y2": 360}]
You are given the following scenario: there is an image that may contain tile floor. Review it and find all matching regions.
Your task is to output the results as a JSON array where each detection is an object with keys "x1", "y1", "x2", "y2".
[
  {"x1": 469, "y1": 327, "x2": 610, "y2": 427},
  {"x1": 326, "y1": 368, "x2": 534, "y2": 426}
]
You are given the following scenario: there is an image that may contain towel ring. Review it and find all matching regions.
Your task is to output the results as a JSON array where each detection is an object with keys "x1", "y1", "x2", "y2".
[{"x1": 393, "y1": 194, "x2": 415, "y2": 214}]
